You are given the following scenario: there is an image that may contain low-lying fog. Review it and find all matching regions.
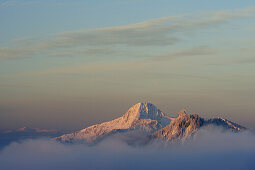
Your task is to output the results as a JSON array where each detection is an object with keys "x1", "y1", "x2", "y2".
[{"x1": 0, "y1": 127, "x2": 255, "y2": 170}]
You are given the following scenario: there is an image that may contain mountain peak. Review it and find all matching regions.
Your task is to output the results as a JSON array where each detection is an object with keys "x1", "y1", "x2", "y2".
[
  {"x1": 17, "y1": 126, "x2": 28, "y2": 132},
  {"x1": 56, "y1": 102, "x2": 171, "y2": 144},
  {"x1": 124, "y1": 102, "x2": 165, "y2": 120},
  {"x1": 178, "y1": 109, "x2": 187, "y2": 116},
  {"x1": 56, "y1": 103, "x2": 246, "y2": 144},
  {"x1": 129, "y1": 102, "x2": 156, "y2": 110}
]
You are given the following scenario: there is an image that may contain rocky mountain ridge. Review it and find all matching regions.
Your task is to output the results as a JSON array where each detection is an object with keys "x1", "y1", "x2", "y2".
[{"x1": 56, "y1": 102, "x2": 246, "y2": 144}]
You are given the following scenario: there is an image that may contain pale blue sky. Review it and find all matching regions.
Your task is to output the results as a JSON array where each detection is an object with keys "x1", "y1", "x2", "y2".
[{"x1": 0, "y1": 0, "x2": 255, "y2": 131}]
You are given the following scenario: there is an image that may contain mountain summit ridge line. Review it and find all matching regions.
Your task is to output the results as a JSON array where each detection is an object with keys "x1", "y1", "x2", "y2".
[{"x1": 56, "y1": 102, "x2": 246, "y2": 144}]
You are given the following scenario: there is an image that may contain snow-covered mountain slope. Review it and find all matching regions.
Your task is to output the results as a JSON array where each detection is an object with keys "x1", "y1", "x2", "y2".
[
  {"x1": 56, "y1": 102, "x2": 171, "y2": 144},
  {"x1": 152, "y1": 110, "x2": 246, "y2": 141},
  {"x1": 204, "y1": 117, "x2": 245, "y2": 131},
  {"x1": 56, "y1": 102, "x2": 246, "y2": 144}
]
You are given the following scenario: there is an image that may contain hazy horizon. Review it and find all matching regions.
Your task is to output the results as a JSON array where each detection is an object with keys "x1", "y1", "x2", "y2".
[{"x1": 1, "y1": 0, "x2": 255, "y2": 132}]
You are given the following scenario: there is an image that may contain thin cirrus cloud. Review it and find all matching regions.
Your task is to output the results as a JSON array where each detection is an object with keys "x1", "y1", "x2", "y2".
[
  {"x1": 28, "y1": 46, "x2": 214, "y2": 76},
  {"x1": 148, "y1": 46, "x2": 215, "y2": 61},
  {"x1": 53, "y1": 8, "x2": 254, "y2": 47},
  {"x1": 0, "y1": 0, "x2": 39, "y2": 8},
  {"x1": 0, "y1": 7, "x2": 254, "y2": 60}
]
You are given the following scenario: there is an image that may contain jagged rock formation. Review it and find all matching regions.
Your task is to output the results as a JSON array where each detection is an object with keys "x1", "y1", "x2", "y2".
[
  {"x1": 56, "y1": 102, "x2": 246, "y2": 144},
  {"x1": 152, "y1": 110, "x2": 246, "y2": 141},
  {"x1": 151, "y1": 110, "x2": 203, "y2": 141}
]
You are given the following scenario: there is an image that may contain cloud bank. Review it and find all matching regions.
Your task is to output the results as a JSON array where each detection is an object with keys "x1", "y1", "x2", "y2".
[{"x1": 0, "y1": 128, "x2": 255, "y2": 170}]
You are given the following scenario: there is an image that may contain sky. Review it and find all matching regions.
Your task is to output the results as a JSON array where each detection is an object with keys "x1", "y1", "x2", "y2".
[{"x1": 0, "y1": 0, "x2": 255, "y2": 131}]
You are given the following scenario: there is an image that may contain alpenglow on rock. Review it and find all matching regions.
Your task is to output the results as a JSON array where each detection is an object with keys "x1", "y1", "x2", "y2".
[
  {"x1": 152, "y1": 110, "x2": 246, "y2": 141},
  {"x1": 56, "y1": 102, "x2": 171, "y2": 144},
  {"x1": 151, "y1": 110, "x2": 203, "y2": 141},
  {"x1": 56, "y1": 102, "x2": 246, "y2": 144}
]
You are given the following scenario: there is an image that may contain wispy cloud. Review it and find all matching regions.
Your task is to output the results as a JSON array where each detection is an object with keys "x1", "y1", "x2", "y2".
[
  {"x1": 149, "y1": 46, "x2": 215, "y2": 61},
  {"x1": 0, "y1": 0, "x2": 40, "y2": 8},
  {"x1": 0, "y1": 7, "x2": 254, "y2": 60},
  {"x1": 0, "y1": 0, "x2": 15, "y2": 8},
  {"x1": 28, "y1": 59, "x2": 149, "y2": 75}
]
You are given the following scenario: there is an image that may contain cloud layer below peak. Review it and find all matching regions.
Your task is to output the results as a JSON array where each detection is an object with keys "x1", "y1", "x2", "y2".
[{"x1": 0, "y1": 128, "x2": 255, "y2": 170}]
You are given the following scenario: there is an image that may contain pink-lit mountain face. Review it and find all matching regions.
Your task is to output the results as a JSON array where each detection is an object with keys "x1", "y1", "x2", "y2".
[
  {"x1": 56, "y1": 102, "x2": 246, "y2": 144},
  {"x1": 56, "y1": 102, "x2": 171, "y2": 144}
]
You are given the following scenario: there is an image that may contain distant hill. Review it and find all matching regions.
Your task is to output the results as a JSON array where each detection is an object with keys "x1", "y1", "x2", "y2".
[{"x1": 0, "y1": 127, "x2": 63, "y2": 148}]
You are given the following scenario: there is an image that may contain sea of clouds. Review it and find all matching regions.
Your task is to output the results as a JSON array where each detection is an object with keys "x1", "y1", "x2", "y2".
[{"x1": 0, "y1": 127, "x2": 255, "y2": 170}]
